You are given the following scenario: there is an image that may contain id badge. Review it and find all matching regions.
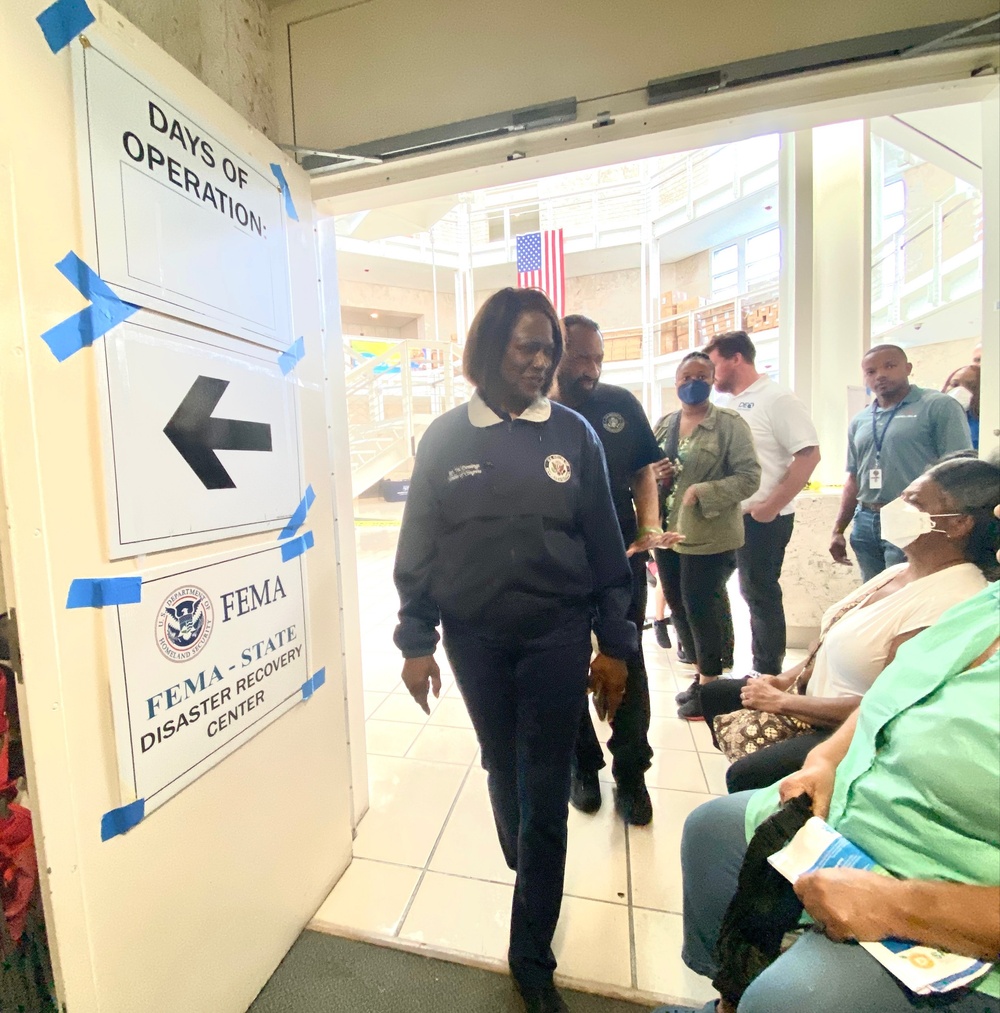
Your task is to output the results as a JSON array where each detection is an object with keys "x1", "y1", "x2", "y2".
[{"x1": 869, "y1": 468, "x2": 883, "y2": 490}]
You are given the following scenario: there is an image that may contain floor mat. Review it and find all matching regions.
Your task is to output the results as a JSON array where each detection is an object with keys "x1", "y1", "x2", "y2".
[{"x1": 248, "y1": 931, "x2": 657, "y2": 1013}]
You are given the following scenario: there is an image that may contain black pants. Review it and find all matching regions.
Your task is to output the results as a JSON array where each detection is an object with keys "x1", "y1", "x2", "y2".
[
  {"x1": 654, "y1": 548, "x2": 736, "y2": 677},
  {"x1": 700, "y1": 677, "x2": 831, "y2": 793},
  {"x1": 442, "y1": 613, "x2": 592, "y2": 988},
  {"x1": 736, "y1": 514, "x2": 795, "y2": 675},
  {"x1": 574, "y1": 552, "x2": 653, "y2": 784}
]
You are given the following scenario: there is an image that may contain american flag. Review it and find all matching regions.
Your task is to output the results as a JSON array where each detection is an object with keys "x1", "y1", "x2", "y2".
[{"x1": 516, "y1": 229, "x2": 565, "y2": 316}]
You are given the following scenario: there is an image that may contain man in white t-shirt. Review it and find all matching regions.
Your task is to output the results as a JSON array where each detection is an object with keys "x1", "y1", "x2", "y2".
[{"x1": 706, "y1": 331, "x2": 821, "y2": 676}]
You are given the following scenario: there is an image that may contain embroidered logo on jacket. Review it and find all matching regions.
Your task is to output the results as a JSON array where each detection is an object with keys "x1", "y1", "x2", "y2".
[
  {"x1": 544, "y1": 454, "x2": 572, "y2": 483},
  {"x1": 448, "y1": 463, "x2": 482, "y2": 482},
  {"x1": 602, "y1": 412, "x2": 625, "y2": 433}
]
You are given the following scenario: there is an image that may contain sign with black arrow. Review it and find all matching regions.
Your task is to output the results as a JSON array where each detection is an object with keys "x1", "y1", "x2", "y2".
[
  {"x1": 98, "y1": 314, "x2": 303, "y2": 559},
  {"x1": 164, "y1": 376, "x2": 273, "y2": 490}
]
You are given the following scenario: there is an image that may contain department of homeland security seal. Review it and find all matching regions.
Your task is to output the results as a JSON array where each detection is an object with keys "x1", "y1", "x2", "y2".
[
  {"x1": 544, "y1": 454, "x2": 572, "y2": 483},
  {"x1": 602, "y1": 412, "x2": 625, "y2": 433},
  {"x1": 156, "y1": 586, "x2": 215, "y2": 662}
]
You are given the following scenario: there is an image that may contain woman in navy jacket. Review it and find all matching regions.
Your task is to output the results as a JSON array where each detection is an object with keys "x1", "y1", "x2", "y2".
[{"x1": 393, "y1": 287, "x2": 635, "y2": 1013}]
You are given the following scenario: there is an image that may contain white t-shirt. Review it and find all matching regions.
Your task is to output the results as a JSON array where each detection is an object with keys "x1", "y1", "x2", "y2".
[
  {"x1": 713, "y1": 375, "x2": 818, "y2": 514},
  {"x1": 806, "y1": 562, "x2": 987, "y2": 700}
]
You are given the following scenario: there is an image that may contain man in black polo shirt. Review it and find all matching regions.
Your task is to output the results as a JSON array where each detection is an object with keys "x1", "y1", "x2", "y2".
[{"x1": 552, "y1": 314, "x2": 666, "y2": 825}]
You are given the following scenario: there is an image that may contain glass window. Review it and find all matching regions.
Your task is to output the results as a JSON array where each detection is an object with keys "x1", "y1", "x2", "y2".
[
  {"x1": 882, "y1": 179, "x2": 905, "y2": 236},
  {"x1": 712, "y1": 244, "x2": 738, "y2": 274}
]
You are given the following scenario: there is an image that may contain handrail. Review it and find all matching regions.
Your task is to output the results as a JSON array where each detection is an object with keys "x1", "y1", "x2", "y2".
[{"x1": 871, "y1": 192, "x2": 977, "y2": 271}]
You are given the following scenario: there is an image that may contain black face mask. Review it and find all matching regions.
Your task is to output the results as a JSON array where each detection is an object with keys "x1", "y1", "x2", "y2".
[{"x1": 712, "y1": 794, "x2": 813, "y2": 1006}]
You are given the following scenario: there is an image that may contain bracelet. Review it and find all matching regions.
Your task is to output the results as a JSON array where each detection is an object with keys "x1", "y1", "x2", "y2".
[{"x1": 637, "y1": 526, "x2": 663, "y2": 538}]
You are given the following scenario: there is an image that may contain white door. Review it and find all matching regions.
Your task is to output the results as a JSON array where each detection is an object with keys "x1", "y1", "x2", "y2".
[{"x1": 0, "y1": 2, "x2": 354, "y2": 1009}]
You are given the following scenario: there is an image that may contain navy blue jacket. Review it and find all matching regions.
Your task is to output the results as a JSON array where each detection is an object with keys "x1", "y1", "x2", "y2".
[{"x1": 393, "y1": 393, "x2": 635, "y2": 660}]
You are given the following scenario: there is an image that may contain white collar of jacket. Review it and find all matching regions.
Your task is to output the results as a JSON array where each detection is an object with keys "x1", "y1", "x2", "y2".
[{"x1": 469, "y1": 390, "x2": 552, "y2": 427}]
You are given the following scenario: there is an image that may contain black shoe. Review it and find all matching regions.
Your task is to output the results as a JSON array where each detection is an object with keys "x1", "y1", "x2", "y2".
[
  {"x1": 615, "y1": 778, "x2": 653, "y2": 826},
  {"x1": 676, "y1": 643, "x2": 696, "y2": 666},
  {"x1": 569, "y1": 770, "x2": 602, "y2": 814},
  {"x1": 653, "y1": 619, "x2": 672, "y2": 649},
  {"x1": 677, "y1": 682, "x2": 704, "y2": 721},
  {"x1": 674, "y1": 676, "x2": 699, "y2": 705},
  {"x1": 516, "y1": 982, "x2": 569, "y2": 1013}
]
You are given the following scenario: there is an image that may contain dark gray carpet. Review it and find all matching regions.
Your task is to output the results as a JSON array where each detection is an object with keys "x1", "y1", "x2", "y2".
[{"x1": 248, "y1": 931, "x2": 660, "y2": 1013}]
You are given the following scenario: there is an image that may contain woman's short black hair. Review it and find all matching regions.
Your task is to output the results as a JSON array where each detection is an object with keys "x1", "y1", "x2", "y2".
[
  {"x1": 678, "y1": 350, "x2": 714, "y2": 375},
  {"x1": 462, "y1": 287, "x2": 563, "y2": 400},
  {"x1": 925, "y1": 455, "x2": 1000, "y2": 579}
]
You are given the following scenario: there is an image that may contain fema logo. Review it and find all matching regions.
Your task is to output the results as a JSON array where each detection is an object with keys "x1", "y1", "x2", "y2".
[
  {"x1": 544, "y1": 454, "x2": 572, "y2": 483},
  {"x1": 156, "y1": 586, "x2": 215, "y2": 663},
  {"x1": 603, "y1": 412, "x2": 625, "y2": 434}
]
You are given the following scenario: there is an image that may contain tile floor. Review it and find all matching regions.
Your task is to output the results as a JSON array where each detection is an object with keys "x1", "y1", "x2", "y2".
[{"x1": 310, "y1": 504, "x2": 804, "y2": 1007}]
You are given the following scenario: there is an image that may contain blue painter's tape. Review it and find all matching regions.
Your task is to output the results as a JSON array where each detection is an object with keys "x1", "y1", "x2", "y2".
[
  {"x1": 269, "y1": 163, "x2": 299, "y2": 222},
  {"x1": 37, "y1": 0, "x2": 95, "y2": 53},
  {"x1": 278, "y1": 485, "x2": 316, "y2": 541},
  {"x1": 301, "y1": 667, "x2": 326, "y2": 701},
  {"x1": 280, "y1": 530, "x2": 315, "y2": 562},
  {"x1": 278, "y1": 336, "x2": 305, "y2": 375},
  {"x1": 66, "y1": 576, "x2": 142, "y2": 609},
  {"x1": 101, "y1": 798, "x2": 145, "y2": 841},
  {"x1": 41, "y1": 252, "x2": 140, "y2": 361}
]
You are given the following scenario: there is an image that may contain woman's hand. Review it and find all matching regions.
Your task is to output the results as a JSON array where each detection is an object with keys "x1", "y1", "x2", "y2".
[
  {"x1": 779, "y1": 755, "x2": 837, "y2": 819},
  {"x1": 740, "y1": 678, "x2": 789, "y2": 714},
  {"x1": 401, "y1": 655, "x2": 441, "y2": 714},
  {"x1": 589, "y1": 654, "x2": 627, "y2": 722},
  {"x1": 652, "y1": 459, "x2": 675, "y2": 485},
  {"x1": 794, "y1": 868, "x2": 898, "y2": 943}
]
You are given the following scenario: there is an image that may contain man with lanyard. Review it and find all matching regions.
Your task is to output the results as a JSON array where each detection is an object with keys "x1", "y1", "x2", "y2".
[
  {"x1": 706, "y1": 331, "x2": 820, "y2": 680},
  {"x1": 552, "y1": 314, "x2": 670, "y2": 826},
  {"x1": 830, "y1": 343, "x2": 971, "y2": 583}
]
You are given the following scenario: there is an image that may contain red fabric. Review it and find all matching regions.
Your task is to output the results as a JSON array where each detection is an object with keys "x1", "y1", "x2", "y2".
[{"x1": 0, "y1": 803, "x2": 36, "y2": 942}]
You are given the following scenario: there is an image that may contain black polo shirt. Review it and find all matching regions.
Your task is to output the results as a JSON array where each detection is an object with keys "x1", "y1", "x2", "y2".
[{"x1": 572, "y1": 383, "x2": 662, "y2": 545}]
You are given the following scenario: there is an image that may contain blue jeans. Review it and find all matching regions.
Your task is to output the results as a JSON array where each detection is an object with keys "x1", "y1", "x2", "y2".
[
  {"x1": 680, "y1": 793, "x2": 1000, "y2": 1013},
  {"x1": 442, "y1": 612, "x2": 593, "y2": 989},
  {"x1": 850, "y1": 505, "x2": 906, "y2": 584}
]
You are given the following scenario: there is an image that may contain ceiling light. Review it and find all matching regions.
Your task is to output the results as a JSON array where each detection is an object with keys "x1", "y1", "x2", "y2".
[{"x1": 370, "y1": 312, "x2": 379, "y2": 319}]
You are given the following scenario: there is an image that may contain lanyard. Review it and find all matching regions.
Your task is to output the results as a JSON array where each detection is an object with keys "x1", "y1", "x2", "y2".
[{"x1": 871, "y1": 399, "x2": 903, "y2": 463}]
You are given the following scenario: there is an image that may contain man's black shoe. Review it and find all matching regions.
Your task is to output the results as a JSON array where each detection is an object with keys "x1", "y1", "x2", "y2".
[
  {"x1": 615, "y1": 779, "x2": 653, "y2": 826},
  {"x1": 677, "y1": 681, "x2": 705, "y2": 721},
  {"x1": 676, "y1": 643, "x2": 696, "y2": 666},
  {"x1": 675, "y1": 676, "x2": 698, "y2": 704},
  {"x1": 517, "y1": 982, "x2": 569, "y2": 1013},
  {"x1": 569, "y1": 770, "x2": 601, "y2": 814},
  {"x1": 653, "y1": 618, "x2": 672, "y2": 649}
]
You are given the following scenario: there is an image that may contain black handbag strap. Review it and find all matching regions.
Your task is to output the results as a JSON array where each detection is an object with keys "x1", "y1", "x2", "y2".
[{"x1": 657, "y1": 411, "x2": 681, "y2": 462}]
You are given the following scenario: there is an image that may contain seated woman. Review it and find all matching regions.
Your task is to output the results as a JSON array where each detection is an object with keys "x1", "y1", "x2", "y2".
[
  {"x1": 650, "y1": 352, "x2": 760, "y2": 720},
  {"x1": 654, "y1": 493, "x2": 1000, "y2": 1013},
  {"x1": 701, "y1": 455, "x2": 997, "y2": 793}
]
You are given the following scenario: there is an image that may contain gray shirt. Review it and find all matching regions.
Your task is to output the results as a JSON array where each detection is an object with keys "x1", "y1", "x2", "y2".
[{"x1": 846, "y1": 385, "x2": 972, "y2": 504}]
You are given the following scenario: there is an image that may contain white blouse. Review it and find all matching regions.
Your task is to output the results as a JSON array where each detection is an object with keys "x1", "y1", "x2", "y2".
[{"x1": 806, "y1": 562, "x2": 987, "y2": 700}]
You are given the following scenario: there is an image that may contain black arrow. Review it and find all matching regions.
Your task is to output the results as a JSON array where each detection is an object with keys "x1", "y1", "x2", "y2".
[{"x1": 163, "y1": 376, "x2": 272, "y2": 489}]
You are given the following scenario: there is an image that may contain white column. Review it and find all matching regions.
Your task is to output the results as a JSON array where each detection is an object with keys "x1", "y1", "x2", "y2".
[
  {"x1": 980, "y1": 86, "x2": 1000, "y2": 460},
  {"x1": 810, "y1": 120, "x2": 872, "y2": 486},
  {"x1": 778, "y1": 130, "x2": 814, "y2": 407}
]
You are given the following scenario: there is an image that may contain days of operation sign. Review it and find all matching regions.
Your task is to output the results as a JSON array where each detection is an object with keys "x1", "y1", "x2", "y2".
[
  {"x1": 76, "y1": 41, "x2": 292, "y2": 348},
  {"x1": 106, "y1": 543, "x2": 312, "y2": 815}
]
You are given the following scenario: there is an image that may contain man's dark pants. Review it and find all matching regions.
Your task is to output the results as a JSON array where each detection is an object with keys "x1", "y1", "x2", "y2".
[
  {"x1": 736, "y1": 513, "x2": 796, "y2": 675},
  {"x1": 574, "y1": 551, "x2": 653, "y2": 786}
]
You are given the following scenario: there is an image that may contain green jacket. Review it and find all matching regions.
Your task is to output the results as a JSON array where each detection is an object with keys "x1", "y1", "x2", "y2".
[{"x1": 653, "y1": 403, "x2": 761, "y2": 555}]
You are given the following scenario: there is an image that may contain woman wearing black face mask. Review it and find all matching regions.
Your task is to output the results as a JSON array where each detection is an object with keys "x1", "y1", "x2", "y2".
[{"x1": 650, "y1": 352, "x2": 761, "y2": 719}]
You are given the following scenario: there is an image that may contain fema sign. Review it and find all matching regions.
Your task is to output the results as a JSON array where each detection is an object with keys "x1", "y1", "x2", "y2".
[{"x1": 106, "y1": 543, "x2": 311, "y2": 817}]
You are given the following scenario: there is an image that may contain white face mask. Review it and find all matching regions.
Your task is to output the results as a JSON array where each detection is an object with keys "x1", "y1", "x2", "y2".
[
  {"x1": 948, "y1": 385, "x2": 974, "y2": 410},
  {"x1": 880, "y1": 498, "x2": 961, "y2": 549}
]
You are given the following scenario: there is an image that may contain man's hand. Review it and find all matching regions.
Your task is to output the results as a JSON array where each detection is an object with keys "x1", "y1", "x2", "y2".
[
  {"x1": 589, "y1": 654, "x2": 628, "y2": 723},
  {"x1": 401, "y1": 655, "x2": 441, "y2": 715},
  {"x1": 682, "y1": 485, "x2": 699, "y2": 507},
  {"x1": 627, "y1": 530, "x2": 686, "y2": 556},
  {"x1": 749, "y1": 503, "x2": 780, "y2": 523},
  {"x1": 794, "y1": 868, "x2": 898, "y2": 943},
  {"x1": 829, "y1": 533, "x2": 851, "y2": 565},
  {"x1": 740, "y1": 679, "x2": 790, "y2": 714},
  {"x1": 779, "y1": 757, "x2": 837, "y2": 819}
]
